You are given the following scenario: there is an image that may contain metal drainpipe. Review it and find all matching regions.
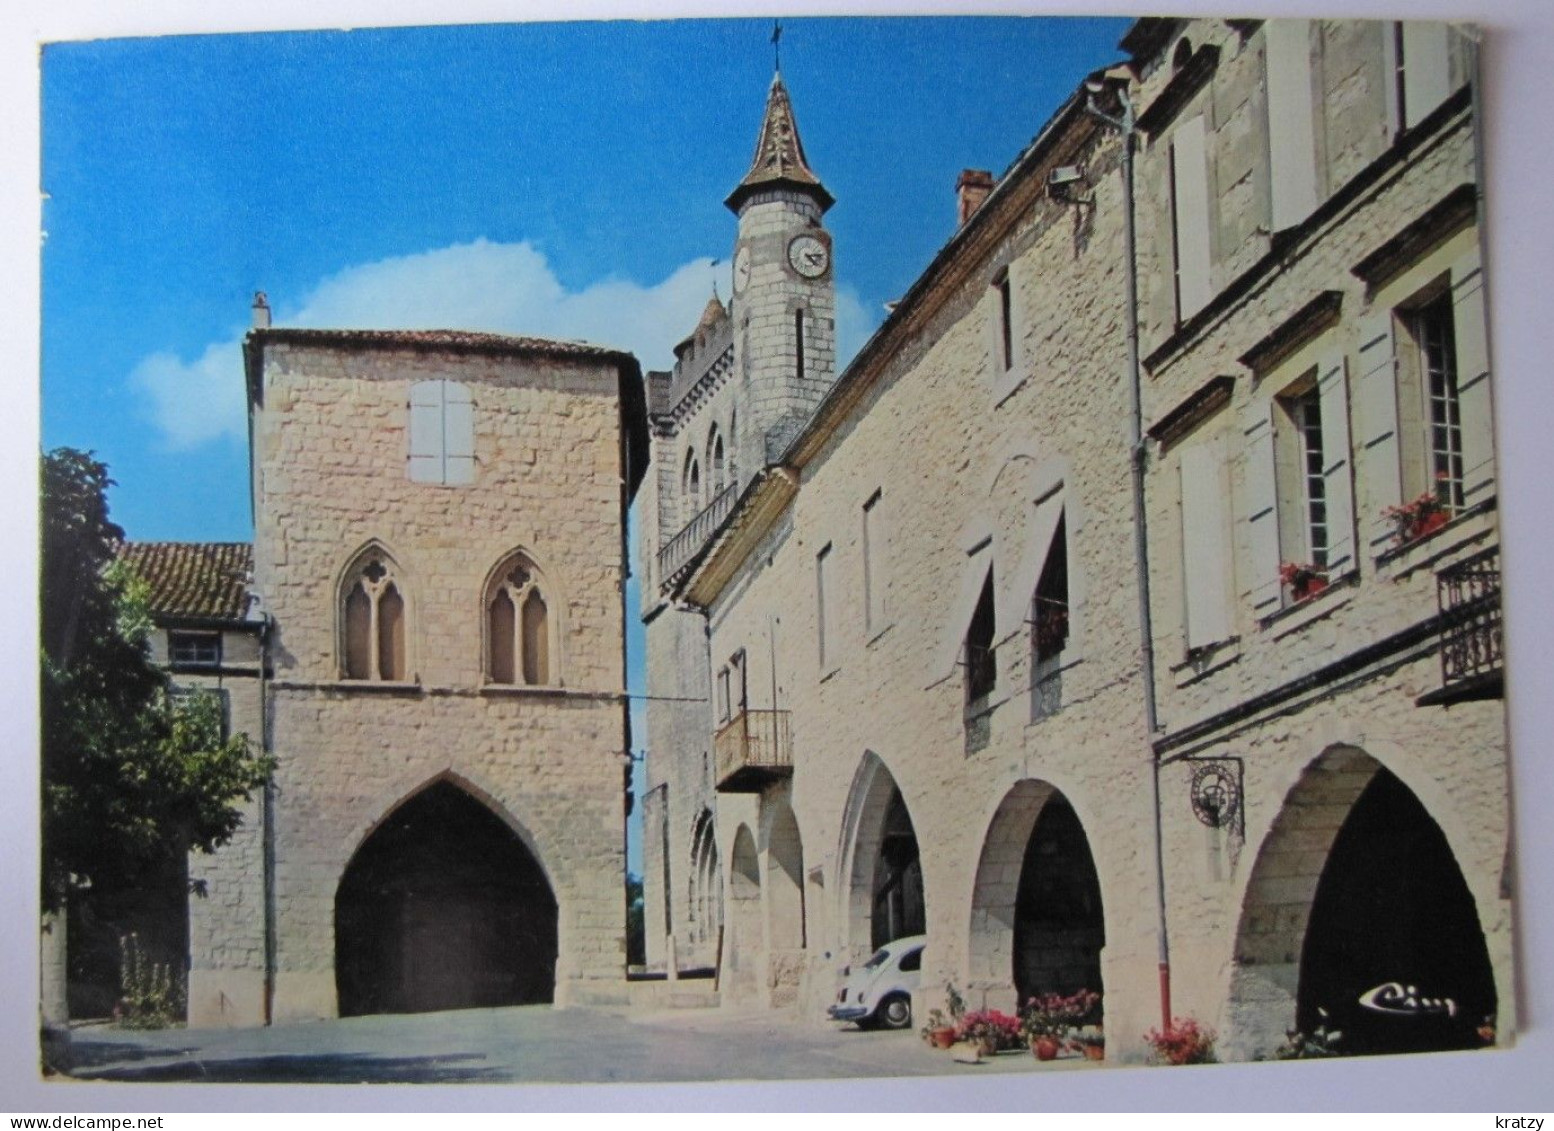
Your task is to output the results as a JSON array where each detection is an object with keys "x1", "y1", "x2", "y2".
[
  {"x1": 1085, "y1": 81, "x2": 1172, "y2": 1029},
  {"x1": 258, "y1": 611, "x2": 276, "y2": 1026}
]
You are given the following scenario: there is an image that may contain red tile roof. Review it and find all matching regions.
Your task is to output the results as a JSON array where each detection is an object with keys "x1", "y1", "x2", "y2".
[{"x1": 117, "y1": 542, "x2": 253, "y2": 622}]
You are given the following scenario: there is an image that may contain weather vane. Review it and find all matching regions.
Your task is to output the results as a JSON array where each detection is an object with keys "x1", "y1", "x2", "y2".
[{"x1": 772, "y1": 20, "x2": 783, "y2": 73}]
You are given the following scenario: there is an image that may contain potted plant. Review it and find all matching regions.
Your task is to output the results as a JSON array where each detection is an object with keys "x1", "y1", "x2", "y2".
[
  {"x1": 1279, "y1": 561, "x2": 1329, "y2": 603},
  {"x1": 922, "y1": 982, "x2": 965, "y2": 1049},
  {"x1": 1144, "y1": 1016, "x2": 1218, "y2": 1065},
  {"x1": 1383, "y1": 473, "x2": 1453, "y2": 547},
  {"x1": 956, "y1": 1008, "x2": 1023, "y2": 1058},
  {"x1": 1070, "y1": 1029, "x2": 1105, "y2": 1061},
  {"x1": 920, "y1": 1008, "x2": 957, "y2": 1049},
  {"x1": 1022, "y1": 989, "x2": 1100, "y2": 1061}
]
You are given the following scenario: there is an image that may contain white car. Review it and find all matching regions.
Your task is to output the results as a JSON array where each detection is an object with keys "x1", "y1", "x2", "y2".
[{"x1": 826, "y1": 934, "x2": 925, "y2": 1030}]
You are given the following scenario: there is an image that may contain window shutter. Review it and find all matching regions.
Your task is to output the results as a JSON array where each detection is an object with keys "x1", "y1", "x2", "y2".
[
  {"x1": 1172, "y1": 116, "x2": 1214, "y2": 321},
  {"x1": 443, "y1": 381, "x2": 476, "y2": 485},
  {"x1": 408, "y1": 380, "x2": 444, "y2": 483},
  {"x1": 999, "y1": 490, "x2": 1064, "y2": 639},
  {"x1": 1451, "y1": 247, "x2": 1495, "y2": 507},
  {"x1": 1355, "y1": 312, "x2": 1403, "y2": 556},
  {"x1": 1402, "y1": 22, "x2": 1451, "y2": 128},
  {"x1": 1317, "y1": 350, "x2": 1357, "y2": 577},
  {"x1": 1241, "y1": 406, "x2": 1282, "y2": 618},
  {"x1": 1180, "y1": 443, "x2": 1233, "y2": 648},
  {"x1": 1266, "y1": 20, "x2": 1318, "y2": 230}
]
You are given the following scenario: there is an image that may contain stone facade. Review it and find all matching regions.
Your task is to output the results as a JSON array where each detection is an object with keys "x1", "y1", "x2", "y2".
[
  {"x1": 642, "y1": 17, "x2": 1514, "y2": 1066},
  {"x1": 178, "y1": 328, "x2": 646, "y2": 1025}
]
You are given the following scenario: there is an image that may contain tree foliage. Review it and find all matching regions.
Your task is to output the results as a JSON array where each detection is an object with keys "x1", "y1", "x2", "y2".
[{"x1": 40, "y1": 448, "x2": 272, "y2": 912}]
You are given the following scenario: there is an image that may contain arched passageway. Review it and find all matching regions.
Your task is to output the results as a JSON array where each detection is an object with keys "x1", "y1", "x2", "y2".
[
  {"x1": 725, "y1": 824, "x2": 763, "y2": 998},
  {"x1": 969, "y1": 781, "x2": 1104, "y2": 1010},
  {"x1": 1230, "y1": 748, "x2": 1495, "y2": 1057},
  {"x1": 767, "y1": 800, "x2": 806, "y2": 950},
  {"x1": 838, "y1": 755, "x2": 925, "y2": 957},
  {"x1": 335, "y1": 780, "x2": 557, "y2": 1016},
  {"x1": 1298, "y1": 768, "x2": 1495, "y2": 1054}
]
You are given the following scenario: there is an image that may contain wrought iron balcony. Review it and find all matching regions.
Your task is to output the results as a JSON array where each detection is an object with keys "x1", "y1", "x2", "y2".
[
  {"x1": 1422, "y1": 547, "x2": 1502, "y2": 704},
  {"x1": 714, "y1": 708, "x2": 792, "y2": 793},
  {"x1": 658, "y1": 482, "x2": 738, "y2": 588}
]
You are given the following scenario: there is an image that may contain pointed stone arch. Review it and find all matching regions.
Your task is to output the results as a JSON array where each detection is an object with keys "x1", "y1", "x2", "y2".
[
  {"x1": 334, "y1": 773, "x2": 558, "y2": 1016},
  {"x1": 1225, "y1": 745, "x2": 1496, "y2": 1059},
  {"x1": 968, "y1": 780, "x2": 1105, "y2": 1013},
  {"x1": 836, "y1": 752, "x2": 924, "y2": 959},
  {"x1": 725, "y1": 823, "x2": 763, "y2": 1001},
  {"x1": 687, "y1": 807, "x2": 722, "y2": 965}
]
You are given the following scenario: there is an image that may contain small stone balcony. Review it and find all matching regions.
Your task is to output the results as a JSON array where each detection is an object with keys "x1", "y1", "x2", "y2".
[
  {"x1": 658, "y1": 482, "x2": 738, "y2": 589},
  {"x1": 714, "y1": 708, "x2": 792, "y2": 793}
]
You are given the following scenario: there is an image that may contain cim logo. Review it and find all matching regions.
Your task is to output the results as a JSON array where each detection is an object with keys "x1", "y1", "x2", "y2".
[{"x1": 1357, "y1": 981, "x2": 1458, "y2": 1018}]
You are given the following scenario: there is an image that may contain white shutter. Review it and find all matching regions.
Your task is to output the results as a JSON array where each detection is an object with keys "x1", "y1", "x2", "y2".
[
  {"x1": 408, "y1": 379, "x2": 444, "y2": 483},
  {"x1": 998, "y1": 490, "x2": 1064, "y2": 638},
  {"x1": 1402, "y1": 22, "x2": 1451, "y2": 128},
  {"x1": 1355, "y1": 312, "x2": 1403, "y2": 556},
  {"x1": 1180, "y1": 443, "x2": 1233, "y2": 648},
  {"x1": 1317, "y1": 350, "x2": 1357, "y2": 577},
  {"x1": 1451, "y1": 247, "x2": 1495, "y2": 506},
  {"x1": 1241, "y1": 406, "x2": 1282, "y2": 618},
  {"x1": 1266, "y1": 20, "x2": 1318, "y2": 230},
  {"x1": 1172, "y1": 116, "x2": 1214, "y2": 321},
  {"x1": 443, "y1": 381, "x2": 476, "y2": 486},
  {"x1": 1382, "y1": 22, "x2": 1403, "y2": 140}
]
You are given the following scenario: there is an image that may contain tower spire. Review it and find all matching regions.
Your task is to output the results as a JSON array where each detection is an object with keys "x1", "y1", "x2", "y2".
[{"x1": 724, "y1": 70, "x2": 833, "y2": 214}]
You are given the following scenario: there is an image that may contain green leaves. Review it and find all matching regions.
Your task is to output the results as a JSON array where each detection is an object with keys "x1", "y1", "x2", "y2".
[{"x1": 40, "y1": 448, "x2": 272, "y2": 913}]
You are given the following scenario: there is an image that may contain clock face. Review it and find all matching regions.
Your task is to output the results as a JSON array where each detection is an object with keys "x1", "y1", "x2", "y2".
[
  {"x1": 733, "y1": 245, "x2": 752, "y2": 293},
  {"x1": 787, "y1": 234, "x2": 830, "y2": 279}
]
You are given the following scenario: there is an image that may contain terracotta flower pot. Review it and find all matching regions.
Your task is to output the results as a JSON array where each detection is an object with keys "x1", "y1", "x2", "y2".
[
  {"x1": 1033, "y1": 1037, "x2": 1061, "y2": 1062},
  {"x1": 930, "y1": 1027, "x2": 956, "y2": 1049},
  {"x1": 1083, "y1": 1043, "x2": 1105, "y2": 1061},
  {"x1": 1414, "y1": 511, "x2": 1449, "y2": 540}
]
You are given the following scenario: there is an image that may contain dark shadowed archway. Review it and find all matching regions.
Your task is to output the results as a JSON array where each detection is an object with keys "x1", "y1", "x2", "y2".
[
  {"x1": 1228, "y1": 747, "x2": 1495, "y2": 1058},
  {"x1": 1298, "y1": 768, "x2": 1495, "y2": 1054},
  {"x1": 335, "y1": 780, "x2": 557, "y2": 1016}
]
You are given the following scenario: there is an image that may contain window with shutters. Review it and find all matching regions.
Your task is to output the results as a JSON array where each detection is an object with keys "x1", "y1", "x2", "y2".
[
  {"x1": 1356, "y1": 245, "x2": 1493, "y2": 559},
  {"x1": 1242, "y1": 343, "x2": 1356, "y2": 619},
  {"x1": 964, "y1": 570, "x2": 996, "y2": 706},
  {"x1": 407, "y1": 379, "x2": 475, "y2": 485},
  {"x1": 485, "y1": 552, "x2": 555, "y2": 686},
  {"x1": 340, "y1": 545, "x2": 409, "y2": 681}
]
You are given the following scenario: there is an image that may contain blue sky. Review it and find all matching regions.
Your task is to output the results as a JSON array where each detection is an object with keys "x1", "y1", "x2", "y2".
[{"x1": 42, "y1": 16, "x2": 1132, "y2": 873}]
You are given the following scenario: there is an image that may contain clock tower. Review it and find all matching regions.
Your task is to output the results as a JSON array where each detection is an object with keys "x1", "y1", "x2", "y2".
[{"x1": 727, "y1": 71, "x2": 837, "y2": 464}]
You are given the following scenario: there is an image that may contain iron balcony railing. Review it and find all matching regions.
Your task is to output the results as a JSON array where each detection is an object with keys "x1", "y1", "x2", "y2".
[
  {"x1": 713, "y1": 708, "x2": 792, "y2": 793},
  {"x1": 1437, "y1": 547, "x2": 1502, "y2": 690},
  {"x1": 658, "y1": 482, "x2": 739, "y2": 586}
]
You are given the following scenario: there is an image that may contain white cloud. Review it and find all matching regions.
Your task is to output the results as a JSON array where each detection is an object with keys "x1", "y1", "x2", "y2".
[{"x1": 132, "y1": 238, "x2": 880, "y2": 450}]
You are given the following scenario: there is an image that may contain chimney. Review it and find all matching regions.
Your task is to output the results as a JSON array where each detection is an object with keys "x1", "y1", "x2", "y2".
[
  {"x1": 251, "y1": 291, "x2": 271, "y2": 330},
  {"x1": 957, "y1": 169, "x2": 995, "y2": 226}
]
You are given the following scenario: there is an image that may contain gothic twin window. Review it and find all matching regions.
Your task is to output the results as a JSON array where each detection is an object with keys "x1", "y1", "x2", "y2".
[
  {"x1": 339, "y1": 547, "x2": 554, "y2": 686},
  {"x1": 342, "y1": 550, "x2": 407, "y2": 681},
  {"x1": 486, "y1": 555, "x2": 552, "y2": 686}
]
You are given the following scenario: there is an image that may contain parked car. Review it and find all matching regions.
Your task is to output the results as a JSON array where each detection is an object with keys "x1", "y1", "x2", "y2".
[{"x1": 826, "y1": 934, "x2": 925, "y2": 1030}]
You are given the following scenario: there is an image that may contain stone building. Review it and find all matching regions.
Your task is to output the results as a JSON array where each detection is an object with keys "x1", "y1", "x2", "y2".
[
  {"x1": 177, "y1": 322, "x2": 647, "y2": 1025},
  {"x1": 639, "y1": 18, "x2": 1513, "y2": 1064}
]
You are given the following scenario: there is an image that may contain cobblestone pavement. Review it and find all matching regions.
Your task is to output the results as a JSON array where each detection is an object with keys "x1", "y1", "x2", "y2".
[{"x1": 51, "y1": 1006, "x2": 1105, "y2": 1084}]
